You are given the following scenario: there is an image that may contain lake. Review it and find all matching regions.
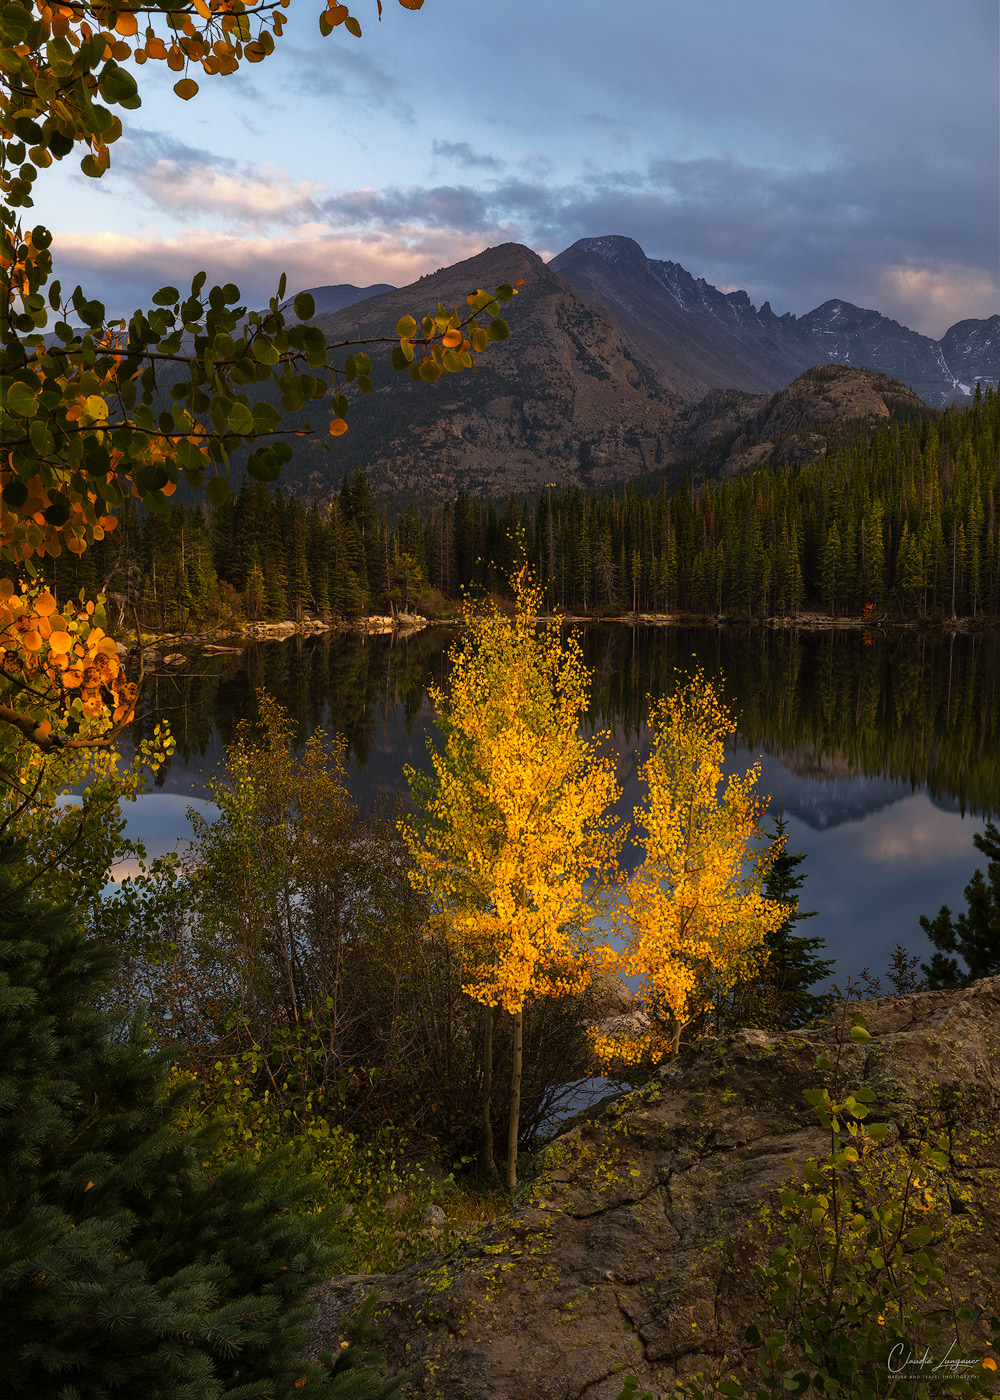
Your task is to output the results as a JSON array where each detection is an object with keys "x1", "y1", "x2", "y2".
[{"x1": 119, "y1": 623, "x2": 1000, "y2": 989}]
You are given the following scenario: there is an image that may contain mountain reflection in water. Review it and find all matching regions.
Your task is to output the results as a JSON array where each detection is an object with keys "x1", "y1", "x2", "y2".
[{"x1": 117, "y1": 624, "x2": 998, "y2": 984}]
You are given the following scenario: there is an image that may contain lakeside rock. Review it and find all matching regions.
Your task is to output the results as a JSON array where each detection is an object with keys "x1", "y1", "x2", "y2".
[{"x1": 312, "y1": 979, "x2": 1000, "y2": 1399}]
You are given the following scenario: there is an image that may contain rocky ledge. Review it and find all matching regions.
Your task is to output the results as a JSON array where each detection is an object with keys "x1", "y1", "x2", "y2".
[{"x1": 312, "y1": 979, "x2": 1000, "y2": 1399}]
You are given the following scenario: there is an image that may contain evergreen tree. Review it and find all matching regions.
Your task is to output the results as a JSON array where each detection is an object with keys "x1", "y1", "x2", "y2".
[
  {"x1": 0, "y1": 846, "x2": 396, "y2": 1400},
  {"x1": 920, "y1": 820, "x2": 1000, "y2": 988},
  {"x1": 759, "y1": 815, "x2": 833, "y2": 1026},
  {"x1": 719, "y1": 816, "x2": 832, "y2": 1030}
]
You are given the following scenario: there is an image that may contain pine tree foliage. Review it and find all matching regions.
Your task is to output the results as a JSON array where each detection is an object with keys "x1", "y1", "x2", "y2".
[
  {"x1": 0, "y1": 846, "x2": 396, "y2": 1400},
  {"x1": 757, "y1": 816, "x2": 832, "y2": 1026},
  {"x1": 920, "y1": 819, "x2": 1000, "y2": 988},
  {"x1": 46, "y1": 389, "x2": 1000, "y2": 627}
]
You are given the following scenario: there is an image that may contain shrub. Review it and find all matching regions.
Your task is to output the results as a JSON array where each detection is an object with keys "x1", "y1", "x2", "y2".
[{"x1": 0, "y1": 844, "x2": 397, "y2": 1399}]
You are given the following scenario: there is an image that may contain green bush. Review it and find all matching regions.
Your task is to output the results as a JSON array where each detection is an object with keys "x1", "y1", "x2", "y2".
[
  {"x1": 615, "y1": 999, "x2": 999, "y2": 1400},
  {"x1": 0, "y1": 845, "x2": 397, "y2": 1399}
]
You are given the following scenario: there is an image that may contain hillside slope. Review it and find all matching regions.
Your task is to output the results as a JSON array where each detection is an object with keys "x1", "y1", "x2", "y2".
[{"x1": 282, "y1": 243, "x2": 683, "y2": 501}]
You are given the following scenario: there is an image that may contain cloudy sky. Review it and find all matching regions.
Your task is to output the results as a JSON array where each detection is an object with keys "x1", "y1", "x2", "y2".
[{"x1": 39, "y1": 0, "x2": 999, "y2": 337}]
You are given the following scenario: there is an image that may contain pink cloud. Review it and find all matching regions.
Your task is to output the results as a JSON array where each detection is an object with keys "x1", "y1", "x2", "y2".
[{"x1": 47, "y1": 226, "x2": 500, "y2": 315}]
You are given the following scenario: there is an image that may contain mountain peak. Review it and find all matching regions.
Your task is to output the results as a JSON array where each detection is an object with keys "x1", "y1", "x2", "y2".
[
  {"x1": 549, "y1": 239, "x2": 998, "y2": 406},
  {"x1": 559, "y1": 234, "x2": 650, "y2": 270}
]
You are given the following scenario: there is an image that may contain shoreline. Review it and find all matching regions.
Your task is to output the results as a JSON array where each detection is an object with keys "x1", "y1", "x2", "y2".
[{"x1": 135, "y1": 608, "x2": 1000, "y2": 658}]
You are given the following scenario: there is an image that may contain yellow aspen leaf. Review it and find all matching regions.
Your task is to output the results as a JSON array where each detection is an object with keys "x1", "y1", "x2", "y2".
[
  {"x1": 22, "y1": 631, "x2": 42, "y2": 653},
  {"x1": 441, "y1": 328, "x2": 463, "y2": 348},
  {"x1": 34, "y1": 592, "x2": 57, "y2": 617},
  {"x1": 173, "y1": 77, "x2": 199, "y2": 99},
  {"x1": 48, "y1": 631, "x2": 72, "y2": 654},
  {"x1": 145, "y1": 36, "x2": 167, "y2": 57},
  {"x1": 328, "y1": 418, "x2": 348, "y2": 436},
  {"x1": 114, "y1": 10, "x2": 137, "y2": 35}
]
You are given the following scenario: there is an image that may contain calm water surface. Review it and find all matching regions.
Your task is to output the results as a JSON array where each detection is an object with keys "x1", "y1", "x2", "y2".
[{"x1": 118, "y1": 624, "x2": 1000, "y2": 987}]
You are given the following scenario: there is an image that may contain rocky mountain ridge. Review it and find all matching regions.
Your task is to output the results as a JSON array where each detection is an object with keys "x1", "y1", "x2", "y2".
[
  {"x1": 550, "y1": 235, "x2": 999, "y2": 408},
  {"x1": 283, "y1": 244, "x2": 681, "y2": 500},
  {"x1": 277, "y1": 239, "x2": 996, "y2": 499}
]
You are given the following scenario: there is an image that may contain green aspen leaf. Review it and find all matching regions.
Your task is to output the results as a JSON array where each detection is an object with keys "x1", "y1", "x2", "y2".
[
  {"x1": 300, "y1": 327, "x2": 327, "y2": 365},
  {"x1": 357, "y1": 374, "x2": 372, "y2": 393},
  {"x1": 48, "y1": 130, "x2": 75, "y2": 158},
  {"x1": 80, "y1": 154, "x2": 105, "y2": 179},
  {"x1": 251, "y1": 400, "x2": 281, "y2": 431},
  {"x1": 152, "y1": 287, "x2": 180, "y2": 307},
  {"x1": 396, "y1": 315, "x2": 417, "y2": 338},
  {"x1": 227, "y1": 402, "x2": 254, "y2": 435},
  {"x1": 252, "y1": 338, "x2": 280, "y2": 365},
  {"x1": 293, "y1": 291, "x2": 315, "y2": 320},
  {"x1": 2, "y1": 480, "x2": 29, "y2": 508},
  {"x1": 246, "y1": 448, "x2": 281, "y2": 482},
  {"x1": 332, "y1": 394, "x2": 349, "y2": 417},
  {"x1": 418, "y1": 359, "x2": 442, "y2": 383},
  {"x1": 850, "y1": 1025, "x2": 872, "y2": 1043},
  {"x1": 205, "y1": 475, "x2": 230, "y2": 507},
  {"x1": 13, "y1": 116, "x2": 42, "y2": 142},
  {"x1": 407, "y1": 362, "x2": 421, "y2": 381},
  {"x1": 29, "y1": 419, "x2": 54, "y2": 454},
  {"x1": 173, "y1": 78, "x2": 199, "y2": 100},
  {"x1": 6, "y1": 381, "x2": 38, "y2": 417},
  {"x1": 319, "y1": 10, "x2": 333, "y2": 34},
  {"x1": 344, "y1": 354, "x2": 357, "y2": 380},
  {"x1": 356, "y1": 353, "x2": 371, "y2": 374},
  {"x1": 495, "y1": 283, "x2": 513, "y2": 302},
  {"x1": 486, "y1": 318, "x2": 509, "y2": 341},
  {"x1": 390, "y1": 345, "x2": 408, "y2": 371},
  {"x1": 345, "y1": 15, "x2": 361, "y2": 36}
]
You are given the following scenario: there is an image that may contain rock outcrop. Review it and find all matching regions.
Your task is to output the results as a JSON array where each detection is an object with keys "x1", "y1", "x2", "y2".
[{"x1": 312, "y1": 979, "x2": 1000, "y2": 1399}]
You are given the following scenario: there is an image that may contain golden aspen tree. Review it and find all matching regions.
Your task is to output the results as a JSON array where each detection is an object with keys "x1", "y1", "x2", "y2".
[
  {"x1": 592, "y1": 671, "x2": 785, "y2": 1066},
  {"x1": 401, "y1": 568, "x2": 620, "y2": 1193}
]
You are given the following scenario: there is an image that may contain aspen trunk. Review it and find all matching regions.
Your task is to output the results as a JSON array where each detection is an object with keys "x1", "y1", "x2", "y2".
[
  {"x1": 480, "y1": 1004, "x2": 498, "y2": 1182},
  {"x1": 506, "y1": 1007, "x2": 523, "y2": 1196}
]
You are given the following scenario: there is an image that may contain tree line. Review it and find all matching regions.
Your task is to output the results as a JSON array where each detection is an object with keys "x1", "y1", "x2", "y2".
[{"x1": 35, "y1": 386, "x2": 999, "y2": 630}]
